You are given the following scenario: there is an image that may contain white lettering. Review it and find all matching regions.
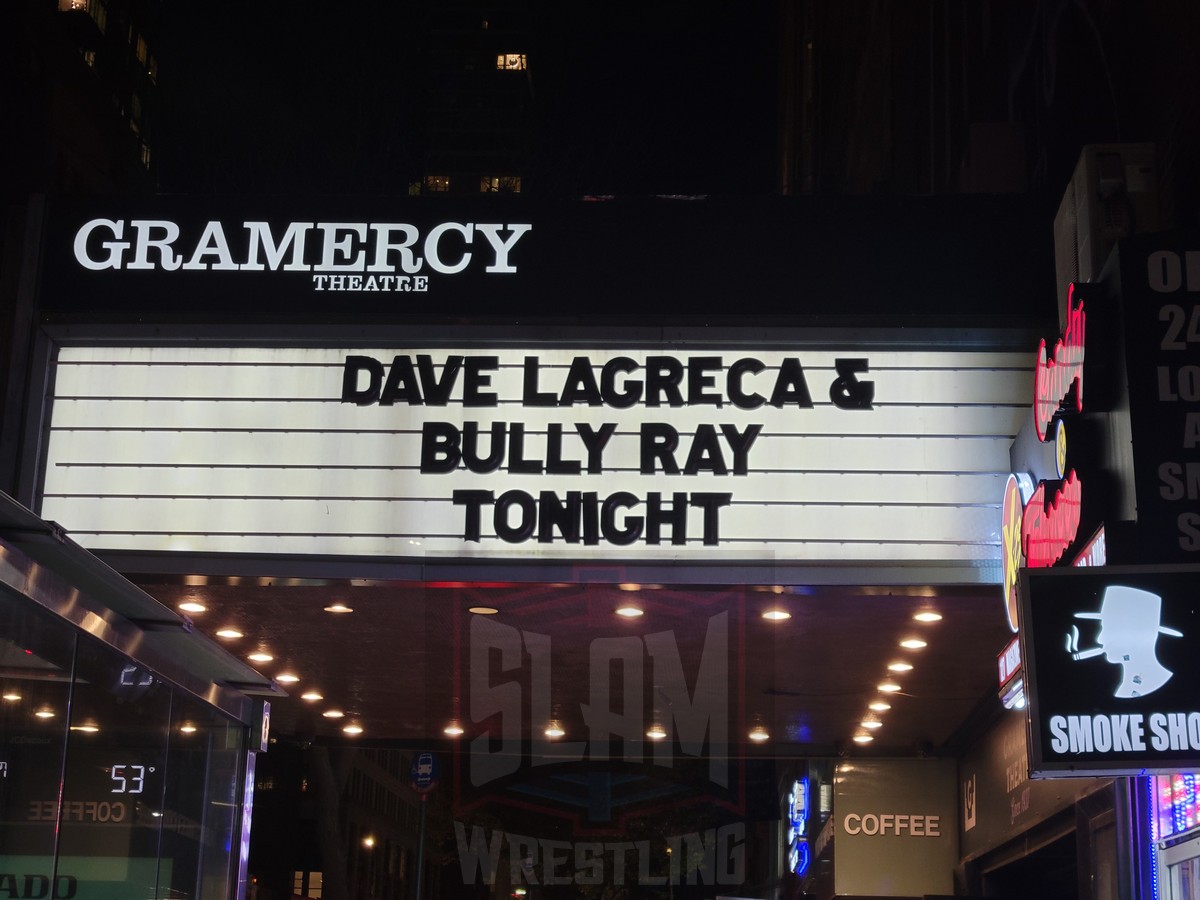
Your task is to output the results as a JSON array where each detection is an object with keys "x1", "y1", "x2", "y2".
[
  {"x1": 241, "y1": 221, "x2": 311, "y2": 271},
  {"x1": 1046, "y1": 713, "x2": 1200, "y2": 753},
  {"x1": 73, "y1": 218, "x2": 128, "y2": 270},
  {"x1": 476, "y1": 223, "x2": 532, "y2": 273},
  {"x1": 1150, "y1": 713, "x2": 1170, "y2": 751},
  {"x1": 183, "y1": 221, "x2": 238, "y2": 270},
  {"x1": 841, "y1": 812, "x2": 940, "y2": 837},
  {"x1": 1050, "y1": 715, "x2": 1069, "y2": 753},
  {"x1": 317, "y1": 222, "x2": 368, "y2": 272},
  {"x1": 71, "y1": 219, "x2": 529, "y2": 276},
  {"x1": 368, "y1": 223, "x2": 423, "y2": 272},
  {"x1": 425, "y1": 222, "x2": 474, "y2": 274},
  {"x1": 128, "y1": 219, "x2": 182, "y2": 270}
]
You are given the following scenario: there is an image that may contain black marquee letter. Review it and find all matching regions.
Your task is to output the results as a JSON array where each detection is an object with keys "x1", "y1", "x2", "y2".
[{"x1": 341, "y1": 355, "x2": 384, "y2": 405}]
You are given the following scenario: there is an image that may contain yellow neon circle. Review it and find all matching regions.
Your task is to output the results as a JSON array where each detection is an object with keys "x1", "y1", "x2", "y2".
[{"x1": 1055, "y1": 421, "x2": 1068, "y2": 478}]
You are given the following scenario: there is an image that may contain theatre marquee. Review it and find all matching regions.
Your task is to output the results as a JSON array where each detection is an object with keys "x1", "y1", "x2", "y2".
[{"x1": 37, "y1": 343, "x2": 1028, "y2": 567}]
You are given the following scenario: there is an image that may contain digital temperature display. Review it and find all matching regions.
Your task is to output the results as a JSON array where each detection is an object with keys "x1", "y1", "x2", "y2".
[{"x1": 109, "y1": 764, "x2": 149, "y2": 794}]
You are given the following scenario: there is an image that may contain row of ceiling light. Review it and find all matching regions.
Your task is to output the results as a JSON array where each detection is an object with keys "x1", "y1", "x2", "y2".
[
  {"x1": 851, "y1": 610, "x2": 943, "y2": 746},
  {"x1": 2, "y1": 690, "x2": 202, "y2": 734},
  {"x1": 178, "y1": 593, "x2": 944, "y2": 746},
  {"x1": 446, "y1": 598, "x2": 809, "y2": 744},
  {"x1": 181, "y1": 598, "x2": 367, "y2": 736}
]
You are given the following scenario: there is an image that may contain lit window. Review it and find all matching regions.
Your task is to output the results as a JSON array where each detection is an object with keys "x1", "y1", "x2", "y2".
[
  {"x1": 496, "y1": 53, "x2": 527, "y2": 71},
  {"x1": 292, "y1": 871, "x2": 323, "y2": 899},
  {"x1": 135, "y1": 35, "x2": 148, "y2": 65},
  {"x1": 82, "y1": 50, "x2": 96, "y2": 68},
  {"x1": 140, "y1": 142, "x2": 151, "y2": 169},
  {"x1": 480, "y1": 175, "x2": 521, "y2": 193},
  {"x1": 424, "y1": 175, "x2": 450, "y2": 193}
]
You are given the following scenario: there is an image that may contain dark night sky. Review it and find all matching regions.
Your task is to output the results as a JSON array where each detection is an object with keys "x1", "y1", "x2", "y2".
[{"x1": 155, "y1": 1, "x2": 780, "y2": 197}]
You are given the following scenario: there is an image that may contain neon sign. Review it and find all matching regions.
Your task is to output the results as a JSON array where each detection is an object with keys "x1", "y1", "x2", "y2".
[
  {"x1": 1021, "y1": 471, "x2": 1083, "y2": 568},
  {"x1": 788, "y1": 778, "x2": 811, "y2": 876},
  {"x1": 1001, "y1": 286, "x2": 1087, "y2": 632},
  {"x1": 1034, "y1": 288, "x2": 1085, "y2": 441}
]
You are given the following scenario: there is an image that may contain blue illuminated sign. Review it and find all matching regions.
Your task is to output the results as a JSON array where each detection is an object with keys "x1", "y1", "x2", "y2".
[{"x1": 789, "y1": 778, "x2": 810, "y2": 876}]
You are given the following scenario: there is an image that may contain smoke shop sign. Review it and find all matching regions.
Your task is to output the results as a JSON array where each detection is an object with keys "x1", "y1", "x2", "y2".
[
  {"x1": 1019, "y1": 566, "x2": 1200, "y2": 776},
  {"x1": 38, "y1": 345, "x2": 1027, "y2": 562}
]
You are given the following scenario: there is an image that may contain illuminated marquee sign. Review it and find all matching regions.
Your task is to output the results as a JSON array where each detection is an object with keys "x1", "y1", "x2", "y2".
[
  {"x1": 38, "y1": 344, "x2": 1028, "y2": 564},
  {"x1": 1002, "y1": 287, "x2": 1086, "y2": 630}
]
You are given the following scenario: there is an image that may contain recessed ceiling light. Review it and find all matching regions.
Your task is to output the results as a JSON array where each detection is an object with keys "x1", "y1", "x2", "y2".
[
  {"x1": 276, "y1": 673, "x2": 300, "y2": 684},
  {"x1": 300, "y1": 691, "x2": 324, "y2": 702},
  {"x1": 34, "y1": 709, "x2": 55, "y2": 719},
  {"x1": 878, "y1": 682, "x2": 902, "y2": 693},
  {"x1": 913, "y1": 611, "x2": 942, "y2": 623},
  {"x1": 69, "y1": 723, "x2": 100, "y2": 733},
  {"x1": 748, "y1": 727, "x2": 770, "y2": 742},
  {"x1": 444, "y1": 724, "x2": 464, "y2": 736},
  {"x1": 618, "y1": 583, "x2": 641, "y2": 591},
  {"x1": 363, "y1": 835, "x2": 376, "y2": 848},
  {"x1": 324, "y1": 603, "x2": 353, "y2": 614},
  {"x1": 247, "y1": 652, "x2": 274, "y2": 663},
  {"x1": 178, "y1": 601, "x2": 206, "y2": 614},
  {"x1": 861, "y1": 719, "x2": 883, "y2": 730},
  {"x1": 899, "y1": 639, "x2": 927, "y2": 649},
  {"x1": 343, "y1": 724, "x2": 364, "y2": 735},
  {"x1": 868, "y1": 700, "x2": 891, "y2": 712},
  {"x1": 762, "y1": 609, "x2": 791, "y2": 621},
  {"x1": 322, "y1": 709, "x2": 345, "y2": 719},
  {"x1": 887, "y1": 662, "x2": 914, "y2": 672},
  {"x1": 2, "y1": 692, "x2": 20, "y2": 702},
  {"x1": 646, "y1": 725, "x2": 667, "y2": 740},
  {"x1": 215, "y1": 628, "x2": 244, "y2": 639},
  {"x1": 468, "y1": 606, "x2": 499, "y2": 615},
  {"x1": 180, "y1": 723, "x2": 198, "y2": 734},
  {"x1": 544, "y1": 724, "x2": 565, "y2": 738},
  {"x1": 853, "y1": 734, "x2": 874, "y2": 744},
  {"x1": 615, "y1": 606, "x2": 644, "y2": 618}
]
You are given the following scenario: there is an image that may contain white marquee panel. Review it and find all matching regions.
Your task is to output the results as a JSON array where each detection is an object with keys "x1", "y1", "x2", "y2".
[{"x1": 39, "y1": 345, "x2": 1031, "y2": 566}]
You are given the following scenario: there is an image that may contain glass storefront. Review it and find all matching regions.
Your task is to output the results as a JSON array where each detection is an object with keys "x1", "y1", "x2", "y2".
[{"x1": 0, "y1": 587, "x2": 246, "y2": 899}]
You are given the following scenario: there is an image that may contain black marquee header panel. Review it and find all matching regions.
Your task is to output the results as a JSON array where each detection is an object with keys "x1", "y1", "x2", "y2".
[{"x1": 36, "y1": 195, "x2": 1053, "y2": 325}]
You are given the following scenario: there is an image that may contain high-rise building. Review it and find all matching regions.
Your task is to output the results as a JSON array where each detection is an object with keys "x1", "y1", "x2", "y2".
[{"x1": 413, "y1": 1, "x2": 533, "y2": 196}]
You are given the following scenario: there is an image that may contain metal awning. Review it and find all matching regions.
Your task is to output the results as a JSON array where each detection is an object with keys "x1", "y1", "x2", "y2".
[{"x1": 0, "y1": 490, "x2": 280, "y2": 723}]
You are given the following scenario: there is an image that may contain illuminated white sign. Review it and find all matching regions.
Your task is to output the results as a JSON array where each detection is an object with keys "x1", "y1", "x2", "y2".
[
  {"x1": 39, "y1": 345, "x2": 1029, "y2": 565},
  {"x1": 71, "y1": 219, "x2": 531, "y2": 293}
]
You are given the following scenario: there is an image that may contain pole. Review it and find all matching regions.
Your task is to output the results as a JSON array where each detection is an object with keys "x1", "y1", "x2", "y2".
[{"x1": 413, "y1": 795, "x2": 427, "y2": 900}]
